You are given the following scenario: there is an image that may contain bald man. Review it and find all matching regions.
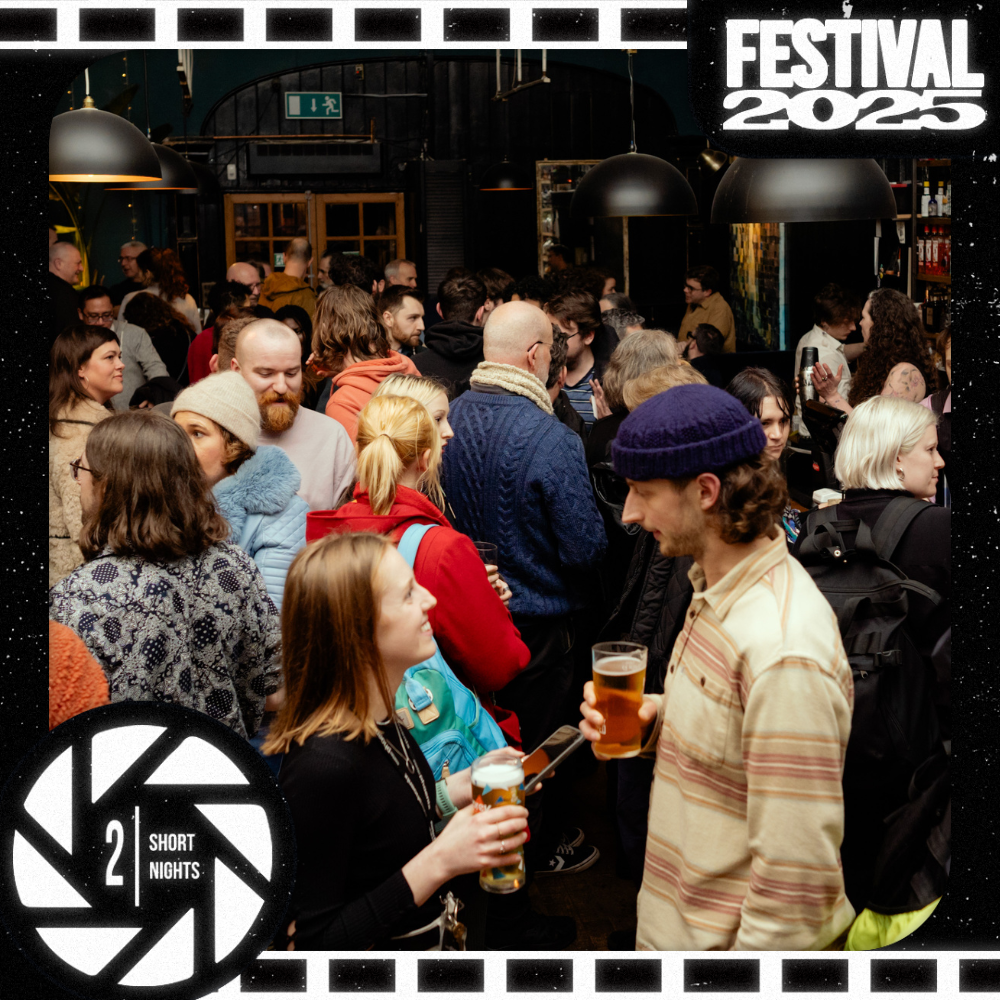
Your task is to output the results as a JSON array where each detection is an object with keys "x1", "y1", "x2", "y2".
[
  {"x1": 47, "y1": 242, "x2": 84, "y2": 344},
  {"x1": 258, "y1": 237, "x2": 317, "y2": 319},
  {"x1": 227, "y1": 261, "x2": 263, "y2": 308},
  {"x1": 442, "y1": 299, "x2": 606, "y2": 743},
  {"x1": 231, "y1": 319, "x2": 355, "y2": 510}
]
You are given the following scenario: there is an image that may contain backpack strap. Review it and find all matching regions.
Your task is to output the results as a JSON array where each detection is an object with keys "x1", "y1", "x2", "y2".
[
  {"x1": 870, "y1": 496, "x2": 933, "y2": 564},
  {"x1": 397, "y1": 523, "x2": 439, "y2": 567}
]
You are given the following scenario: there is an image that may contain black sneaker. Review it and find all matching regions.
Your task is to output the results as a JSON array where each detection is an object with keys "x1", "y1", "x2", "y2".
[
  {"x1": 487, "y1": 911, "x2": 577, "y2": 950},
  {"x1": 535, "y1": 841, "x2": 600, "y2": 876},
  {"x1": 560, "y1": 826, "x2": 585, "y2": 849}
]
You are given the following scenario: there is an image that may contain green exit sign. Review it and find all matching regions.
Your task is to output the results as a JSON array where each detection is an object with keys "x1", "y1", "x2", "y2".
[{"x1": 285, "y1": 92, "x2": 342, "y2": 119}]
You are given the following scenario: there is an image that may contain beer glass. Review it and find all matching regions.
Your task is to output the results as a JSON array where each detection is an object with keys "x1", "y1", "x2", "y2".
[
  {"x1": 592, "y1": 641, "x2": 648, "y2": 759},
  {"x1": 470, "y1": 755, "x2": 525, "y2": 894},
  {"x1": 473, "y1": 541, "x2": 498, "y2": 567}
]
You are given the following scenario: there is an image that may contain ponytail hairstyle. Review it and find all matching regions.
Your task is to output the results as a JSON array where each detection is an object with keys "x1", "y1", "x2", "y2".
[{"x1": 356, "y1": 395, "x2": 443, "y2": 515}]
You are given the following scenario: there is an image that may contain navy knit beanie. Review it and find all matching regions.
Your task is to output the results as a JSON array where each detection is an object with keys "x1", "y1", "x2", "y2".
[{"x1": 611, "y1": 383, "x2": 767, "y2": 481}]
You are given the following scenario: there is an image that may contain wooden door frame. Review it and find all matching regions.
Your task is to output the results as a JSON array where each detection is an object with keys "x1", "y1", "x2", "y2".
[
  {"x1": 225, "y1": 192, "x2": 406, "y2": 287},
  {"x1": 315, "y1": 192, "x2": 406, "y2": 261}
]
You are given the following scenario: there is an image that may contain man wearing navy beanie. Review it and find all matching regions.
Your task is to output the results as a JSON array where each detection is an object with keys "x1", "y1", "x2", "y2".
[{"x1": 580, "y1": 383, "x2": 855, "y2": 951}]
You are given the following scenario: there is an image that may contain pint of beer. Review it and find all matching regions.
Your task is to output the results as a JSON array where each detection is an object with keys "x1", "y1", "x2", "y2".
[
  {"x1": 592, "y1": 642, "x2": 648, "y2": 758},
  {"x1": 470, "y1": 756, "x2": 526, "y2": 894}
]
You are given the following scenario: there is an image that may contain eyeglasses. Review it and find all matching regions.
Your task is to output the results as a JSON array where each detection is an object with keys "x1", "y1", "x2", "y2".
[
  {"x1": 684, "y1": 283, "x2": 703, "y2": 293},
  {"x1": 530, "y1": 340, "x2": 553, "y2": 352},
  {"x1": 82, "y1": 311, "x2": 114, "y2": 322},
  {"x1": 69, "y1": 458, "x2": 92, "y2": 482},
  {"x1": 118, "y1": 255, "x2": 139, "y2": 263}
]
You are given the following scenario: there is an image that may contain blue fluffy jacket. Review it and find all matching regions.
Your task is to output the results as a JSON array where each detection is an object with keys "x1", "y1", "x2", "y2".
[
  {"x1": 441, "y1": 390, "x2": 607, "y2": 619},
  {"x1": 214, "y1": 445, "x2": 308, "y2": 611}
]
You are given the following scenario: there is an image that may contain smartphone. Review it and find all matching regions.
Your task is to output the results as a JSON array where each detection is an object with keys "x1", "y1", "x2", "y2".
[{"x1": 522, "y1": 725, "x2": 587, "y2": 793}]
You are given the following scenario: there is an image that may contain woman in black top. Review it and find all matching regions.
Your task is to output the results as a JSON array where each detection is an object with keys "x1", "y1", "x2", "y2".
[{"x1": 264, "y1": 532, "x2": 529, "y2": 951}]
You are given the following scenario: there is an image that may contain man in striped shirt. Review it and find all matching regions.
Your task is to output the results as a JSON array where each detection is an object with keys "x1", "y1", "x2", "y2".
[
  {"x1": 546, "y1": 289, "x2": 615, "y2": 429},
  {"x1": 581, "y1": 384, "x2": 855, "y2": 950}
]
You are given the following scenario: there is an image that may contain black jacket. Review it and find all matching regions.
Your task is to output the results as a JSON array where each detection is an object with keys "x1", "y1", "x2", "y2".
[
  {"x1": 599, "y1": 530, "x2": 694, "y2": 694},
  {"x1": 47, "y1": 271, "x2": 79, "y2": 346},
  {"x1": 689, "y1": 354, "x2": 727, "y2": 388},
  {"x1": 553, "y1": 389, "x2": 586, "y2": 442},
  {"x1": 585, "y1": 411, "x2": 627, "y2": 468},
  {"x1": 414, "y1": 320, "x2": 484, "y2": 398}
]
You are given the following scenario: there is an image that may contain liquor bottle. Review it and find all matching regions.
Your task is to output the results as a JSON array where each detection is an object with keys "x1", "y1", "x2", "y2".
[
  {"x1": 921, "y1": 182, "x2": 931, "y2": 216},
  {"x1": 918, "y1": 227, "x2": 926, "y2": 270},
  {"x1": 942, "y1": 232, "x2": 951, "y2": 275},
  {"x1": 931, "y1": 227, "x2": 941, "y2": 274},
  {"x1": 924, "y1": 288, "x2": 935, "y2": 332},
  {"x1": 928, "y1": 186, "x2": 938, "y2": 216},
  {"x1": 945, "y1": 181, "x2": 952, "y2": 217},
  {"x1": 938, "y1": 181, "x2": 947, "y2": 218}
]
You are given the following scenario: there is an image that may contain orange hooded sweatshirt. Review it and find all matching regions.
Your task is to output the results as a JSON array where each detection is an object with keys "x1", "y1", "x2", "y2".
[{"x1": 325, "y1": 351, "x2": 421, "y2": 442}]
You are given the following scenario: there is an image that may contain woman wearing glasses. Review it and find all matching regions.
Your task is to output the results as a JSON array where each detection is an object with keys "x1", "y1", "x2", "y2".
[
  {"x1": 48, "y1": 325, "x2": 124, "y2": 586},
  {"x1": 48, "y1": 411, "x2": 282, "y2": 739}
]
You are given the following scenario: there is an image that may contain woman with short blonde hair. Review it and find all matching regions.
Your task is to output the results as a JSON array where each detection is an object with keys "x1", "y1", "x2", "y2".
[
  {"x1": 372, "y1": 373, "x2": 455, "y2": 447},
  {"x1": 266, "y1": 532, "x2": 529, "y2": 950},
  {"x1": 622, "y1": 361, "x2": 708, "y2": 412},
  {"x1": 834, "y1": 395, "x2": 939, "y2": 493}
]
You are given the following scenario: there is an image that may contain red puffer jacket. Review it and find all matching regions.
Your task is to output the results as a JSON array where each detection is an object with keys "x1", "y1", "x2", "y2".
[{"x1": 307, "y1": 484, "x2": 529, "y2": 747}]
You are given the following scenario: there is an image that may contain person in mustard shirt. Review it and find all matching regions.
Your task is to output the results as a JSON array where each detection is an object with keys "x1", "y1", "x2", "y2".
[{"x1": 676, "y1": 265, "x2": 736, "y2": 353}]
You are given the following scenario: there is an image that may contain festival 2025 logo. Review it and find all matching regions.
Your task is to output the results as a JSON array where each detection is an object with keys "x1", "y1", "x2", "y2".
[{"x1": 687, "y1": 0, "x2": 993, "y2": 157}]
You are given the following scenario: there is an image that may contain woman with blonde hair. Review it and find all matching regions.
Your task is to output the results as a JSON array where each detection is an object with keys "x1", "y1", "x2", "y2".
[
  {"x1": 310, "y1": 283, "x2": 419, "y2": 442},
  {"x1": 306, "y1": 394, "x2": 528, "y2": 746},
  {"x1": 266, "y1": 532, "x2": 529, "y2": 950},
  {"x1": 794, "y1": 394, "x2": 949, "y2": 922},
  {"x1": 372, "y1": 373, "x2": 455, "y2": 447}
]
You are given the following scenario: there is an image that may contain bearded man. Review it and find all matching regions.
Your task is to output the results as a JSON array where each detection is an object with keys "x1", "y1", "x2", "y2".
[{"x1": 232, "y1": 319, "x2": 355, "y2": 510}]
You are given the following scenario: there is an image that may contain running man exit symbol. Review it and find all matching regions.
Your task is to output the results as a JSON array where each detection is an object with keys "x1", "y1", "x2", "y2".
[{"x1": 285, "y1": 92, "x2": 343, "y2": 119}]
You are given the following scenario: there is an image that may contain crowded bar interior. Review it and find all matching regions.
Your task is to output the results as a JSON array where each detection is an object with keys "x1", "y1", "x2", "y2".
[{"x1": 47, "y1": 48, "x2": 951, "y2": 957}]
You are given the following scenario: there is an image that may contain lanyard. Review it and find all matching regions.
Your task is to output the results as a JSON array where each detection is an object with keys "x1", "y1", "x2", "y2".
[{"x1": 375, "y1": 719, "x2": 436, "y2": 843}]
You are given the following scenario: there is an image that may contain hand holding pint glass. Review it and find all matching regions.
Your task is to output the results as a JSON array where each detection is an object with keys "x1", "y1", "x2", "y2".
[
  {"x1": 470, "y1": 754, "x2": 527, "y2": 893},
  {"x1": 582, "y1": 642, "x2": 657, "y2": 759}
]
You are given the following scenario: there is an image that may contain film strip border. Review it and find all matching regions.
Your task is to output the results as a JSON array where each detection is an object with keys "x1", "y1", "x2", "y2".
[
  {"x1": 0, "y1": 2, "x2": 687, "y2": 47},
  {"x1": 217, "y1": 953, "x2": 1000, "y2": 997}
]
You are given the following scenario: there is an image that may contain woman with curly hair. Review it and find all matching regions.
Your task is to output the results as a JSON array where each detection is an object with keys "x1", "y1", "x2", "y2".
[
  {"x1": 119, "y1": 246, "x2": 202, "y2": 334},
  {"x1": 811, "y1": 288, "x2": 935, "y2": 416}
]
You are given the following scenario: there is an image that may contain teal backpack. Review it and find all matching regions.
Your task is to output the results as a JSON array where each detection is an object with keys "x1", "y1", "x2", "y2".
[{"x1": 394, "y1": 524, "x2": 508, "y2": 779}]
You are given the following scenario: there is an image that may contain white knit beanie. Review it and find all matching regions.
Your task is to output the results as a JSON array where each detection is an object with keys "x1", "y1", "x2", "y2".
[{"x1": 171, "y1": 371, "x2": 261, "y2": 450}]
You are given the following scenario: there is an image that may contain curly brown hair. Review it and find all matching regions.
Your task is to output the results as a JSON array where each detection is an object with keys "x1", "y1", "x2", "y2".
[
  {"x1": 848, "y1": 288, "x2": 935, "y2": 407},
  {"x1": 311, "y1": 283, "x2": 390, "y2": 374},
  {"x1": 714, "y1": 456, "x2": 788, "y2": 544},
  {"x1": 79, "y1": 411, "x2": 231, "y2": 562},
  {"x1": 135, "y1": 247, "x2": 190, "y2": 302},
  {"x1": 122, "y1": 289, "x2": 196, "y2": 340}
]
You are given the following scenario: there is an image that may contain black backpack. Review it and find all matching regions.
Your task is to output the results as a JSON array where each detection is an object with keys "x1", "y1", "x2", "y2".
[{"x1": 797, "y1": 496, "x2": 948, "y2": 914}]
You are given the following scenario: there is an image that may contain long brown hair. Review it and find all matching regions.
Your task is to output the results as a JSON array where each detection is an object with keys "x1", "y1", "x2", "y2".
[
  {"x1": 49, "y1": 325, "x2": 120, "y2": 436},
  {"x1": 849, "y1": 288, "x2": 936, "y2": 407},
  {"x1": 262, "y1": 533, "x2": 397, "y2": 752},
  {"x1": 79, "y1": 411, "x2": 230, "y2": 561},
  {"x1": 311, "y1": 283, "x2": 390, "y2": 375},
  {"x1": 122, "y1": 289, "x2": 196, "y2": 339}
]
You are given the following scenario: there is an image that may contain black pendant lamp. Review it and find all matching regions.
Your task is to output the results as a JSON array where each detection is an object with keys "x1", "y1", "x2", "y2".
[
  {"x1": 711, "y1": 158, "x2": 897, "y2": 224},
  {"x1": 49, "y1": 69, "x2": 161, "y2": 183},
  {"x1": 479, "y1": 157, "x2": 534, "y2": 192},
  {"x1": 105, "y1": 143, "x2": 198, "y2": 191},
  {"x1": 571, "y1": 53, "x2": 697, "y2": 219}
]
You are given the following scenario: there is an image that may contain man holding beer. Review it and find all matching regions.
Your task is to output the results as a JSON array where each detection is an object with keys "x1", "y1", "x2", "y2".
[{"x1": 580, "y1": 384, "x2": 856, "y2": 951}]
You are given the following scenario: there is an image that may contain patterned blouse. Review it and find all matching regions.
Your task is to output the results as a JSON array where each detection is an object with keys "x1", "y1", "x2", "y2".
[{"x1": 48, "y1": 542, "x2": 282, "y2": 739}]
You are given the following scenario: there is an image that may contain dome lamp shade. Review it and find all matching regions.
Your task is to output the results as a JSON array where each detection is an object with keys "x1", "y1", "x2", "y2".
[
  {"x1": 711, "y1": 158, "x2": 898, "y2": 224},
  {"x1": 479, "y1": 159, "x2": 534, "y2": 192},
  {"x1": 49, "y1": 99, "x2": 163, "y2": 184},
  {"x1": 571, "y1": 152, "x2": 698, "y2": 218},
  {"x1": 105, "y1": 143, "x2": 199, "y2": 191}
]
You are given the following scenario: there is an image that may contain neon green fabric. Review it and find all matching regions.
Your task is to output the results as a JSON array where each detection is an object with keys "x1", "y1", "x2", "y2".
[{"x1": 844, "y1": 898, "x2": 941, "y2": 950}]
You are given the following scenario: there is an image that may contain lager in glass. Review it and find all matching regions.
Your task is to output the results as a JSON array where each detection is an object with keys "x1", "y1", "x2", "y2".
[
  {"x1": 592, "y1": 641, "x2": 648, "y2": 758},
  {"x1": 470, "y1": 756, "x2": 525, "y2": 894}
]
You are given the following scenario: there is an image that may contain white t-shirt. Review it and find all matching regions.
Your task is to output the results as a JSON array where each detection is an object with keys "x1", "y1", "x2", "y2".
[
  {"x1": 793, "y1": 325, "x2": 852, "y2": 436},
  {"x1": 260, "y1": 407, "x2": 357, "y2": 511}
]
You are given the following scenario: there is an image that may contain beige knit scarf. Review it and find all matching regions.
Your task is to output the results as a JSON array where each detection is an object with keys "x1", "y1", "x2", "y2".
[{"x1": 469, "y1": 362, "x2": 554, "y2": 415}]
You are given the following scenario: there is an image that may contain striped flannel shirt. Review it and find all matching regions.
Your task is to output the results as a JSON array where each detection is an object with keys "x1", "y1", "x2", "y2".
[{"x1": 636, "y1": 532, "x2": 856, "y2": 951}]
